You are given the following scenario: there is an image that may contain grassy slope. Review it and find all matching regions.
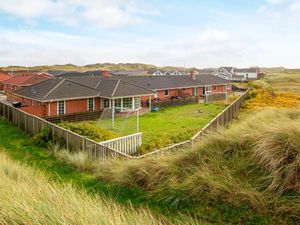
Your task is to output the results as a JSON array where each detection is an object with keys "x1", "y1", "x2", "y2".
[
  {"x1": 0, "y1": 117, "x2": 205, "y2": 225},
  {"x1": 0, "y1": 151, "x2": 181, "y2": 225},
  {"x1": 96, "y1": 108, "x2": 300, "y2": 225}
]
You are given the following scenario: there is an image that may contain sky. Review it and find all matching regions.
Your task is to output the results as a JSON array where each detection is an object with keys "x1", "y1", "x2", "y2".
[{"x1": 0, "y1": 0, "x2": 300, "y2": 68}]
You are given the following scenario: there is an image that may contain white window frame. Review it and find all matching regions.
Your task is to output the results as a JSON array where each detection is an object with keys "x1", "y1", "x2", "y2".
[
  {"x1": 102, "y1": 98, "x2": 110, "y2": 108},
  {"x1": 205, "y1": 86, "x2": 211, "y2": 93},
  {"x1": 134, "y1": 97, "x2": 141, "y2": 109},
  {"x1": 193, "y1": 87, "x2": 198, "y2": 96},
  {"x1": 57, "y1": 100, "x2": 66, "y2": 115},
  {"x1": 87, "y1": 98, "x2": 95, "y2": 111},
  {"x1": 164, "y1": 90, "x2": 169, "y2": 96},
  {"x1": 226, "y1": 84, "x2": 232, "y2": 90},
  {"x1": 123, "y1": 97, "x2": 132, "y2": 109},
  {"x1": 114, "y1": 98, "x2": 122, "y2": 109},
  {"x1": 213, "y1": 86, "x2": 218, "y2": 92}
]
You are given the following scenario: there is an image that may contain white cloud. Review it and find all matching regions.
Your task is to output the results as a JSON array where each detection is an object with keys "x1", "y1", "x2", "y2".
[{"x1": 0, "y1": 0, "x2": 158, "y2": 28}]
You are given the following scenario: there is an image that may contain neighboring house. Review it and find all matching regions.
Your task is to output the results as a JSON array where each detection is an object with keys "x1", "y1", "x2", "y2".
[
  {"x1": 0, "y1": 72, "x2": 12, "y2": 91},
  {"x1": 110, "y1": 70, "x2": 148, "y2": 76},
  {"x1": 118, "y1": 73, "x2": 231, "y2": 105},
  {"x1": 211, "y1": 67, "x2": 259, "y2": 81},
  {"x1": 10, "y1": 77, "x2": 155, "y2": 118},
  {"x1": 2, "y1": 73, "x2": 52, "y2": 93},
  {"x1": 150, "y1": 70, "x2": 185, "y2": 76}
]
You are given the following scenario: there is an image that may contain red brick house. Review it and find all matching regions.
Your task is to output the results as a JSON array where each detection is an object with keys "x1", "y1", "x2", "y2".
[
  {"x1": 0, "y1": 72, "x2": 12, "y2": 91},
  {"x1": 2, "y1": 73, "x2": 52, "y2": 93},
  {"x1": 119, "y1": 73, "x2": 232, "y2": 105},
  {"x1": 11, "y1": 77, "x2": 155, "y2": 118}
]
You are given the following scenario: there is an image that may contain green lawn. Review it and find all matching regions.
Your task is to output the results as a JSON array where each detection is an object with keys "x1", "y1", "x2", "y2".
[{"x1": 87, "y1": 102, "x2": 227, "y2": 152}]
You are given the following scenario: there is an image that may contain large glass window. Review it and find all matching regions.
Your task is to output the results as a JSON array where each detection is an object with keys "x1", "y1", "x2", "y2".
[
  {"x1": 134, "y1": 97, "x2": 141, "y2": 109},
  {"x1": 114, "y1": 99, "x2": 121, "y2": 109},
  {"x1": 57, "y1": 101, "x2": 65, "y2": 115},
  {"x1": 205, "y1": 86, "x2": 211, "y2": 93},
  {"x1": 88, "y1": 98, "x2": 94, "y2": 111},
  {"x1": 123, "y1": 98, "x2": 132, "y2": 109},
  {"x1": 102, "y1": 98, "x2": 110, "y2": 108}
]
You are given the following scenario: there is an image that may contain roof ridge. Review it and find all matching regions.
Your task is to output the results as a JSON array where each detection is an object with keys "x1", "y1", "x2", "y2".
[
  {"x1": 95, "y1": 79, "x2": 102, "y2": 89},
  {"x1": 118, "y1": 78, "x2": 156, "y2": 93},
  {"x1": 65, "y1": 78, "x2": 101, "y2": 92},
  {"x1": 111, "y1": 79, "x2": 121, "y2": 97},
  {"x1": 43, "y1": 79, "x2": 65, "y2": 99}
]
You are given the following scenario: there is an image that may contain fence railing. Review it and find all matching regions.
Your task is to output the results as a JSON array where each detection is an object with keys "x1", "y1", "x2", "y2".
[
  {"x1": 136, "y1": 89, "x2": 250, "y2": 158},
  {"x1": 152, "y1": 96, "x2": 201, "y2": 109},
  {"x1": 0, "y1": 101, "x2": 133, "y2": 160},
  {"x1": 99, "y1": 133, "x2": 142, "y2": 156}
]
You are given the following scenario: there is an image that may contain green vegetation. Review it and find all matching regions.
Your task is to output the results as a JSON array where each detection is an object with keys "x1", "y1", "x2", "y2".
[
  {"x1": 0, "y1": 117, "x2": 202, "y2": 225},
  {"x1": 66, "y1": 102, "x2": 227, "y2": 153},
  {"x1": 94, "y1": 108, "x2": 300, "y2": 224},
  {"x1": 0, "y1": 151, "x2": 201, "y2": 225},
  {"x1": 60, "y1": 122, "x2": 118, "y2": 142}
]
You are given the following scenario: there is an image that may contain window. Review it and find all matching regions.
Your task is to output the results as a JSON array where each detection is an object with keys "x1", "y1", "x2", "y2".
[
  {"x1": 123, "y1": 98, "x2": 132, "y2": 109},
  {"x1": 134, "y1": 97, "x2": 141, "y2": 109},
  {"x1": 213, "y1": 86, "x2": 218, "y2": 92},
  {"x1": 205, "y1": 86, "x2": 211, "y2": 93},
  {"x1": 164, "y1": 90, "x2": 169, "y2": 96},
  {"x1": 182, "y1": 88, "x2": 186, "y2": 91},
  {"x1": 102, "y1": 98, "x2": 110, "y2": 108},
  {"x1": 193, "y1": 88, "x2": 198, "y2": 96},
  {"x1": 57, "y1": 101, "x2": 65, "y2": 115},
  {"x1": 87, "y1": 98, "x2": 94, "y2": 111},
  {"x1": 226, "y1": 84, "x2": 232, "y2": 90},
  {"x1": 114, "y1": 99, "x2": 121, "y2": 109}
]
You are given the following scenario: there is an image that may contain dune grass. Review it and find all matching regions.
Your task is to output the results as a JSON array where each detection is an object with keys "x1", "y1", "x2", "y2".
[
  {"x1": 0, "y1": 117, "x2": 206, "y2": 225},
  {"x1": 0, "y1": 151, "x2": 204, "y2": 225},
  {"x1": 79, "y1": 108, "x2": 300, "y2": 224}
]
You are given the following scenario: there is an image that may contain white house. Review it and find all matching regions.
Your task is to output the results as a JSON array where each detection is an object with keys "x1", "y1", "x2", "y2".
[
  {"x1": 151, "y1": 70, "x2": 184, "y2": 76},
  {"x1": 211, "y1": 67, "x2": 258, "y2": 81}
]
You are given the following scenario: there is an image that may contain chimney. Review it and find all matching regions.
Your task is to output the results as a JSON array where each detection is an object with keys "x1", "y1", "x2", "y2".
[
  {"x1": 101, "y1": 70, "x2": 111, "y2": 77},
  {"x1": 190, "y1": 70, "x2": 196, "y2": 80}
]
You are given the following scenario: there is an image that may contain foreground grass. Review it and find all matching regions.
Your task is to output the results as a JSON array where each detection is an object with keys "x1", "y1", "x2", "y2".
[
  {"x1": 85, "y1": 108, "x2": 300, "y2": 225},
  {"x1": 71, "y1": 102, "x2": 226, "y2": 153},
  {"x1": 0, "y1": 117, "x2": 203, "y2": 225},
  {"x1": 0, "y1": 151, "x2": 173, "y2": 225}
]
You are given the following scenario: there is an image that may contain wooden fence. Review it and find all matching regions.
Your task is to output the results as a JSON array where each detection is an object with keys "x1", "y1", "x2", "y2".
[
  {"x1": 205, "y1": 92, "x2": 227, "y2": 102},
  {"x1": 0, "y1": 102, "x2": 133, "y2": 160},
  {"x1": 136, "y1": 89, "x2": 250, "y2": 158},
  {"x1": 152, "y1": 96, "x2": 201, "y2": 109},
  {"x1": 99, "y1": 133, "x2": 142, "y2": 156},
  {"x1": 45, "y1": 110, "x2": 104, "y2": 123}
]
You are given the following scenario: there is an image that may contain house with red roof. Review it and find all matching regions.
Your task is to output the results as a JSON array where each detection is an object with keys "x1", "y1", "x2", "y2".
[
  {"x1": 0, "y1": 71, "x2": 12, "y2": 91},
  {"x1": 2, "y1": 73, "x2": 52, "y2": 93}
]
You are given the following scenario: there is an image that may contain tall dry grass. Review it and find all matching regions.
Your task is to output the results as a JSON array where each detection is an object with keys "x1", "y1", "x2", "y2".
[
  {"x1": 0, "y1": 151, "x2": 200, "y2": 225},
  {"x1": 90, "y1": 108, "x2": 300, "y2": 222}
]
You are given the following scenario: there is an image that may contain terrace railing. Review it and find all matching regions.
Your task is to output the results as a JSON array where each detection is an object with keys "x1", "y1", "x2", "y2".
[{"x1": 99, "y1": 133, "x2": 142, "y2": 156}]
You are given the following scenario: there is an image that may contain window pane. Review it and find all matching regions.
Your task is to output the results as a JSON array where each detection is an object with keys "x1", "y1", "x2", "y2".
[
  {"x1": 115, "y1": 99, "x2": 121, "y2": 108},
  {"x1": 88, "y1": 98, "x2": 94, "y2": 111},
  {"x1": 123, "y1": 98, "x2": 132, "y2": 109},
  {"x1": 58, "y1": 101, "x2": 65, "y2": 115},
  {"x1": 103, "y1": 99, "x2": 110, "y2": 108},
  {"x1": 134, "y1": 97, "x2": 141, "y2": 109}
]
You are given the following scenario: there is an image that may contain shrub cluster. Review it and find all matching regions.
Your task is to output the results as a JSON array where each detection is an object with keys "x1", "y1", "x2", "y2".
[
  {"x1": 243, "y1": 88, "x2": 300, "y2": 110},
  {"x1": 60, "y1": 122, "x2": 118, "y2": 142}
]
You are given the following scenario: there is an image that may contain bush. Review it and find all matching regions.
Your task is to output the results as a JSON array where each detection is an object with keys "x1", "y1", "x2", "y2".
[
  {"x1": 60, "y1": 122, "x2": 118, "y2": 142},
  {"x1": 33, "y1": 128, "x2": 52, "y2": 147}
]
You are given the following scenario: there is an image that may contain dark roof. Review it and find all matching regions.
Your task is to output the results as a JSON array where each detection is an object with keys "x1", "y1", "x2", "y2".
[
  {"x1": 14, "y1": 77, "x2": 155, "y2": 102},
  {"x1": 116, "y1": 75, "x2": 230, "y2": 90},
  {"x1": 234, "y1": 68, "x2": 258, "y2": 73},
  {"x1": 68, "y1": 76, "x2": 155, "y2": 97},
  {"x1": 110, "y1": 70, "x2": 147, "y2": 76},
  {"x1": 195, "y1": 75, "x2": 231, "y2": 85},
  {"x1": 14, "y1": 79, "x2": 100, "y2": 102}
]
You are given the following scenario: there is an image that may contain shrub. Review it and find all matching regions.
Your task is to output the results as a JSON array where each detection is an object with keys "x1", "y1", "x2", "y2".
[
  {"x1": 60, "y1": 122, "x2": 118, "y2": 142},
  {"x1": 33, "y1": 128, "x2": 52, "y2": 147}
]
